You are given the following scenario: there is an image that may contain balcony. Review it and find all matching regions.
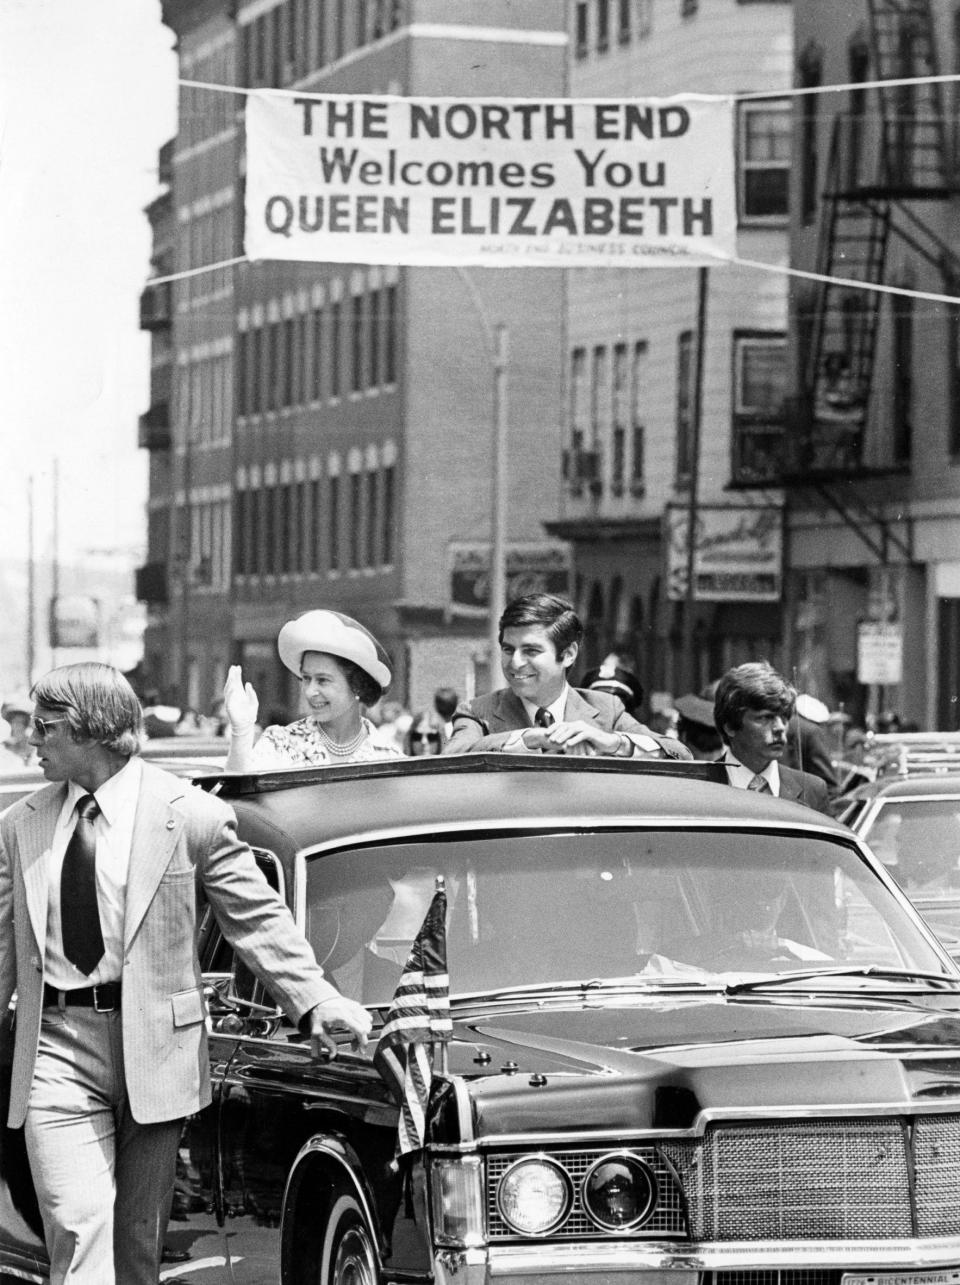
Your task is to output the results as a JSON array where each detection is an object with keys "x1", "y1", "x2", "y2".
[
  {"x1": 137, "y1": 402, "x2": 171, "y2": 451},
  {"x1": 135, "y1": 562, "x2": 168, "y2": 606},
  {"x1": 139, "y1": 279, "x2": 172, "y2": 331}
]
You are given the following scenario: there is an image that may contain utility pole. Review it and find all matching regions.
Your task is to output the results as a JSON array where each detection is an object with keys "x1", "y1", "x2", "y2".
[
  {"x1": 26, "y1": 474, "x2": 35, "y2": 686},
  {"x1": 681, "y1": 267, "x2": 709, "y2": 694},
  {"x1": 488, "y1": 324, "x2": 509, "y2": 683}
]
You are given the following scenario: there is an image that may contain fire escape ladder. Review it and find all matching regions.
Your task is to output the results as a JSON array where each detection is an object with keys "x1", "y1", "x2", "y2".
[
  {"x1": 808, "y1": 479, "x2": 915, "y2": 566},
  {"x1": 798, "y1": 116, "x2": 890, "y2": 477},
  {"x1": 868, "y1": 0, "x2": 951, "y2": 195}
]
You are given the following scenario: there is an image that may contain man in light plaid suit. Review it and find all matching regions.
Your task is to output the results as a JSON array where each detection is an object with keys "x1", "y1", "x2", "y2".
[{"x1": 0, "y1": 662, "x2": 371, "y2": 1285}]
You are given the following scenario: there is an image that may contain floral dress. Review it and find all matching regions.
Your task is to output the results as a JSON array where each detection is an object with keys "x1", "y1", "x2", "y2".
[{"x1": 248, "y1": 716, "x2": 405, "y2": 768}]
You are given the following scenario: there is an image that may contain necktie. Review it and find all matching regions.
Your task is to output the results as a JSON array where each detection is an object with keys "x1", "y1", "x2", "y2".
[
  {"x1": 747, "y1": 773, "x2": 772, "y2": 794},
  {"x1": 534, "y1": 707, "x2": 555, "y2": 728},
  {"x1": 61, "y1": 794, "x2": 105, "y2": 975}
]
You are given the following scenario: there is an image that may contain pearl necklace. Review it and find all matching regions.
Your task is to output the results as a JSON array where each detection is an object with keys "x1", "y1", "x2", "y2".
[{"x1": 312, "y1": 719, "x2": 368, "y2": 757}]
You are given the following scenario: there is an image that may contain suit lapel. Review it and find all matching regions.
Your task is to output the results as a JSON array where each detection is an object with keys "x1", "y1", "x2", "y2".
[
  {"x1": 487, "y1": 689, "x2": 532, "y2": 730},
  {"x1": 777, "y1": 767, "x2": 802, "y2": 801},
  {"x1": 123, "y1": 766, "x2": 186, "y2": 948},
  {"x1": 16, "y1": 785, "x2": 67, "y2": 954},
  {"x1": 563, "y1": 688, "x2": 601, "y2": 723}
]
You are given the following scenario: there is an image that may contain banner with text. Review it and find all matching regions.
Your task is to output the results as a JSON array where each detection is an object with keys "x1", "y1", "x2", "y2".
[{"x1": 245, "y1": 91, "x2": 735, "y2": 268}]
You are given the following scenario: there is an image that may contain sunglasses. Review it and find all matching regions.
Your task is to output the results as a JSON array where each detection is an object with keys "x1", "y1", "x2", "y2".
[{"x1": 31, "y1": 716, "x2": 69, "y2": 740}]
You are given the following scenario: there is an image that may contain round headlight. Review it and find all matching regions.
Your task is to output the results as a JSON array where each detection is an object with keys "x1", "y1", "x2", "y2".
[
  {"x1": 496, "y1": 1156, "x2": 572, "y2": 1236},
  {"x1": 582, "y1": 1153, "x2": 657, "y2": 1231}
]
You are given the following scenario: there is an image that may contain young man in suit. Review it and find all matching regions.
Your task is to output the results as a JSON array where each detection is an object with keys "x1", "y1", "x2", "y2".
[
  {"x1": 443, "y1": 593, "x2": 690, "y2": 759},
  {"x1": 713, "y1": 661, "x2": 831, "y2": 814},
  {"x1": 0, "y1": 662, "x2": 372, "y2": 1285}
]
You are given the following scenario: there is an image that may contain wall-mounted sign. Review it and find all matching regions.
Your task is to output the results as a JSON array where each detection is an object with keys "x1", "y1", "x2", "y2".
[
  {"x1": 665, "y1": 505, "x2": 782, "y2": 601},
  {"x1": 857, "y1": 621, "x2": 903, "y2": 686},
  {"x1": 449, "y1": 543, "x2": 571, "y2": 618}
]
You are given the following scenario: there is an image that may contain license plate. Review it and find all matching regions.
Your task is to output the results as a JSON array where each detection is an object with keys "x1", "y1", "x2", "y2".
[{"x1": 843, "y1": 1272, "x2": 960, "y2": 1285}]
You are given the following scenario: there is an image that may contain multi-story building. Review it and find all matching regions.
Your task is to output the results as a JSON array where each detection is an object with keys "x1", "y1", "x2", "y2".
[
  {"x1": 139, "y1": 2, "x2": 567, "y2": 718},
  {"x1": 550, "y1": 0, "x2": 794, "y2": 702},
  {"x1": 777, "y1": 0, "x2": 960, "y2": 728}
]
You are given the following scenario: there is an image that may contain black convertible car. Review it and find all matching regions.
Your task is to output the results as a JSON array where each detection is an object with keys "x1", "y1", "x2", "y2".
[{"x1": 4, "y1": 754, "x2": 960, "y2": 1285}]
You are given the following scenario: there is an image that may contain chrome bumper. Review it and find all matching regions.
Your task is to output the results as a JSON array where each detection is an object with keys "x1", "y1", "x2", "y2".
[{"x1": 431, "y1": 1236, "x2": 960, "y2": 1284}]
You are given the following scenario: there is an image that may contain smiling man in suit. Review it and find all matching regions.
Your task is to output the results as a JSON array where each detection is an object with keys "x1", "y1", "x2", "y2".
[
  {"x1": 443, "y1": 593, "x2": 689, "y2": 759},
  {"x1": 0, "y1": 662, "x2": 371, "y2": 1285}
]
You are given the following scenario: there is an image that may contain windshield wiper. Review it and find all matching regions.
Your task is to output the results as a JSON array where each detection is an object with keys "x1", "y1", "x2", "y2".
[{"x1": 725, "y1": 965, "x2": 960, "y2": 996}]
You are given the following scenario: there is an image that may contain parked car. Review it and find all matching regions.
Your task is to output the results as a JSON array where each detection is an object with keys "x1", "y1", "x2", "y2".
[
  {"x1": 3, "y1": 753, "x2": 960, "y2": 1284},
  {"x1": 837, "y1": 771, "x2": 960, "y2": 959}
]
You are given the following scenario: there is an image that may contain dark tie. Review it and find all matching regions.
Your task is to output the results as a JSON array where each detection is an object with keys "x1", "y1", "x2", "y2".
[
  {"x1": 534, "y1": 707, "x2": 555, "y2": 728},
  {"x1": 61, "y1": 794, "x2": 105, "y2": 975},
  {"x1": 747, "y1": 773, "x2": 771, "y2": 794}
]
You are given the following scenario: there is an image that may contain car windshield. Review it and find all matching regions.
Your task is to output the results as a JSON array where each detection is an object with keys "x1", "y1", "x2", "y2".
[
  {"x1": 303, "y1": 828, "x2": 949, "y2": 1006},
  {"x1": 863, "y1": 798, "x2": 960, "y2": 894}
]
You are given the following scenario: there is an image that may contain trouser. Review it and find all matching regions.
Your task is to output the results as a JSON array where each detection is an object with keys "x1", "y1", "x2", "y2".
[{"x1": 24, "y1": 1005, "x2": 183, "y2": 1285}]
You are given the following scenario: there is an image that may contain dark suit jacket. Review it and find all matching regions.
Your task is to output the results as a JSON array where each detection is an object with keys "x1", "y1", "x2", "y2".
[
  {"x1": 443, "y1": 686, "x2": 691, "y2": 759},
  {"x1": 777, "y1": 763, "x2": 832, "y2": 815}
]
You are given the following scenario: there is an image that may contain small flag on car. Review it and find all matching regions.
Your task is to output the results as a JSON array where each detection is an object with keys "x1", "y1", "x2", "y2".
[{"x1": 374, "y1": 878, "x2": 452, "y2": 1158}]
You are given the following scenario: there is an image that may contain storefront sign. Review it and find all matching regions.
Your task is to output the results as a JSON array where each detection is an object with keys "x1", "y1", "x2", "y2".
[
  {"x1": 449, "y1": 543, "x2": 571, "y2": 617},
  {"x1": 245, "y1": 91, "x2": 736, "y2": 267},
  {"x1": 665, "y1": 506, "x2": 782, "y2": 601},
  {"x1": 857, "y1": 621, "x2": 903, "y2": 685}
]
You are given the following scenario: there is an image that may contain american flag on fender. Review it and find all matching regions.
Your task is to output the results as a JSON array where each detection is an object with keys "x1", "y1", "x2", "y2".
[{"x1": 374, "y1": 882, "x2": 452, "y2": 1158}]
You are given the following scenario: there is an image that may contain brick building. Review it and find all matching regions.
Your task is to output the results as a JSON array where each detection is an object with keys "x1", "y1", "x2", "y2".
[{"x1": 139, "y1": 2, "x2": 566, "y2": 718}]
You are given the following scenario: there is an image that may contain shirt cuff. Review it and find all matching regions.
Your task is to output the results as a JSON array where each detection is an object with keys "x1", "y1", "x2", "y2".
[
  {"x1": 503, "y1": 729, "x2": 537, "y2": 754},
  {"x1": 626, "y1": 733, "x2": 661, "y2": 756}
]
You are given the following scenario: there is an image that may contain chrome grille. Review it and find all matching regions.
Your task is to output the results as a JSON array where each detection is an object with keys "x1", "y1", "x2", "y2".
[
  {"x1": 709, "y1": 1273, "x2": 841, "y2": 1285},
  {"x1": 661, "y1": 1119, "x2": 912, "y2": 1241},
  {"x1": 485, "y1": 1147, "x2": 686, "y2": 1241},
  {"x1": 915, "y1": 1115, "x2": 960, "y2": 1236}
]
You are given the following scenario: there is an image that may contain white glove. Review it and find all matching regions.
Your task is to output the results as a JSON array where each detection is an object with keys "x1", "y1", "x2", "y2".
[{"x1": 223, "y1": 665, "x2": 259, "y2": 735}]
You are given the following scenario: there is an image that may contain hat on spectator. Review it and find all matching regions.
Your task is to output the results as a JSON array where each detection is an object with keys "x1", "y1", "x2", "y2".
[
  {"x1": 277, "y1": 610, "x2": 392, "y2": 689},
  {"x1": 1, "y1": 694, "x2": 32, "y2": 720},
  {"x1": 581, "y1": 655, "x2": 644, "y2": 714},
  {"x1": 795, "y1": 693, "x2": 830, "y2": 724},
  {"x1": 674, "y1": 691, "x2": 716, "y2": 729}
]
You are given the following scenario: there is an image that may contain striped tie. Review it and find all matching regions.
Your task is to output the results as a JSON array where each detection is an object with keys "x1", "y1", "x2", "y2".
[{"x1": 747, "y1": 773, "x2": 771, "y2": 794}]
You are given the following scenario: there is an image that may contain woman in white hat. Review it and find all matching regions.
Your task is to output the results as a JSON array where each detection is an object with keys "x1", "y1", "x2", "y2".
[{"x1": 223, "y1": 610, "x2": 404, "y2": 770}]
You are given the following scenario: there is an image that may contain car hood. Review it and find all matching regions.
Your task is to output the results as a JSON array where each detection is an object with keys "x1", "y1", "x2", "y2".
[{"x1": 443, "y1": 993, "x2": 960, "y2": 1137}]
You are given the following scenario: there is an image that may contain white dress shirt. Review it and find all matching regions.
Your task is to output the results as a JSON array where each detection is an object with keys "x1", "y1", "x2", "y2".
[
  {"x1": 722, "y1": 751, "x2": 781, "y2": 796},
  {"x1": 45, "y1": 756, "x2": 143, "y2": 989}
]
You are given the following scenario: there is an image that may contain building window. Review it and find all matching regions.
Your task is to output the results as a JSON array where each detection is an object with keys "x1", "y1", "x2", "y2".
[
  {"x1": 799, "y1": 43, "x2": 822, "y2": 225},
  {"x1": 349, "y1": 472, "x2": 362, "y2": 569},
  {"x1": 739, "y1": 99, "x2": 791, "y2": 222},
  {"x1": 233, "y1": 489, "x2": 248, "y2": 576},
  {"x1": 636, "y1": 0, "x2": 652, "y2": 38},
  {"x1": 575, "y1": 2, "x2": 588, "y2": 58},
  {"x1": 612, "y1": 342, "x2": 628, "y2": 495},
  {"x1": 309, "y1": 477, "x2": 322, "y2": 572},
  {"x1": 282, "y1": 317, "x2": 295, "y2": 407},
  {"x1": 366, "y1": 469, "x2": 378, "y2": 566},
  {"x1": 368, "y1": 288, "x2": 381, "y2": 387},
  {"x1": 330, "y1": 300, "x2": 342, "y2": 398},
  {"x1": 892, "y1": 293, "x2": 913, "y2": 462},
  {"x1": 312, "y1": 306, "x2": 323, "y2": 401},
  {"x1": 596, "y1": 0, "x2": 610, "y2": 52},
  {"x1": 630, "y1": 340, "x2": 647, "y2": 494},
  {"x1": 249, "y1": 486, "x2": 262, "y2": 574},
  {"x1": 382, "y1": 463, "x2": 395, "y2": 563},
  {"x1": 329, "y1": 474, "x2": 340, "y2": 571},
  {"x1": 294, "y1": 480, "x2": 306, "y2": 573},
  {"x1": 617, "y1": 0, "x2": 631, "y2": 44},
  {"x1": 675, "y1": 330, "x2": 694, "y2": 482},
  {"x1": 384, "y1": 284, "x2": 398, "y2": 383},
  {"x1": 681, "y1": 0, "x2": 698, "y2": 15},
  {"x1": 732, "y1": 332, "x2": 786, "y2": 484},
  {"x1": 280, "y1": 482, "x2": 294, "y2": 572},
  {"x1": 250, "y1": 326, "x2": 263, "y2": 414},
  {"x1": 351, "y1": 294, "x2": 364, "y2": 393},
  {"x1": 237, "y1": 329, "x2": 250, "y2": 417}
]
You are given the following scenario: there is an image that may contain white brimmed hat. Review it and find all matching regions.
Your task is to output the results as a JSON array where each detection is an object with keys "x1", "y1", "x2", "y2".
[
  {"x1": 796, "y1": 693, "x2": 830, "y2": 724},
  {"x1": 277, "y1": 610, "x2": 392, "y2": 689}
]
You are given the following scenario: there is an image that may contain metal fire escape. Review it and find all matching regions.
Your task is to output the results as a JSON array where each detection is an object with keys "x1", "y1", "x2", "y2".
[{"x1": 780, "y1": 0, "x2": 957, "y2": 563}]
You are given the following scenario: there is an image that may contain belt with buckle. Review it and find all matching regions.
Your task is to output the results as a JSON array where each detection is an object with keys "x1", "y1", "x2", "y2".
[{"x1": 42, "y1": 982, "x2": 121, "y2": 1012}]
